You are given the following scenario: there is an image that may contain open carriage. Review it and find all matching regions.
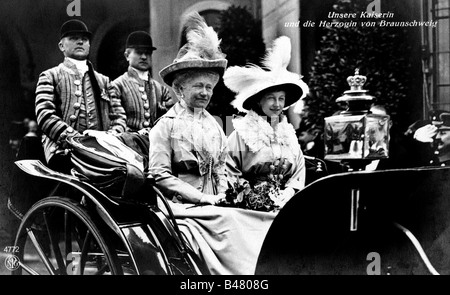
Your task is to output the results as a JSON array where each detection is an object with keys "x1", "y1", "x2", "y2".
[
  {"x1": 256, "y1": 165, "x2": 450, "y2": 275},
  {"x1": 10, "y1": 133, "x2": 450, "y2": 275},
  {"x1": 10, "y1": 135, "x2": 208, "y2": 275}
]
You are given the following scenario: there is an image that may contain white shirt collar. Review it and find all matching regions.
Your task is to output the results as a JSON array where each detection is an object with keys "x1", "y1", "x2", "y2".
[
  {"x1": 66, "y1": 57, "x2": 88, "y2": 75},
  {"x1": 131, "y1": 67, "x2": 149, "y2": 81}
]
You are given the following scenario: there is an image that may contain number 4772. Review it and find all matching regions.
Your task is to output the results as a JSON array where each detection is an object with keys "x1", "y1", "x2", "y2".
[{"x1": 3, "y1": 246, "x2": 19, "y2": 253}]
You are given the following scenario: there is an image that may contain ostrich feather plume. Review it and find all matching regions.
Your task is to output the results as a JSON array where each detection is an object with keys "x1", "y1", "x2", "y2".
[
  {"x1": 262, "y1": 36, "x2": 292, "y2": 72},
  {"x1": 224, "y1": 65, "x2": 273, "y2": 112},
  {"x1": 223, "y1": 35, "x2": 309, "y2": 113},
  {"x1": 159, "y1": 11, "x2": 228, "y2": 86},
  {"x1": 177, "y1": 12, "x2": 225, "y2": 62}
]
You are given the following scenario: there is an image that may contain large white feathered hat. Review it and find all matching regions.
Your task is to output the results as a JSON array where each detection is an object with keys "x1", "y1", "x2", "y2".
[
  {"x1": 159, "y1": 12, "x2": 228, "y2": 86},
  {"x1": 223, "y1": 36, "x2": 309, "y2": 113}
]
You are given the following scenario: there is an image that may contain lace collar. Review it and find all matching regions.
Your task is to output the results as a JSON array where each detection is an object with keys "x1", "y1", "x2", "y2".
[
  {"x1": 232, "y1": 110, "x2": 300, "y2": 156},
  {"x1": 162, "y1": 100, "x2": 225, "y2": 177},
  {"x1": 178, "y1": 99, "x2": 208, "y2": 118}
]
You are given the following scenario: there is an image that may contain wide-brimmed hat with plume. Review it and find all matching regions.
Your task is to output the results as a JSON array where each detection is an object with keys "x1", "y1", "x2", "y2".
[
  {"x1": 159, "y1": 12, "x2": 228, "y2": 86},
  {"x1": 223, "y1": 36, "x2": 309, "y2": 113}
]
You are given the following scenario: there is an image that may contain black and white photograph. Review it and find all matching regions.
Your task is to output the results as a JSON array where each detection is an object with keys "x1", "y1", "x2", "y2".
[{"x1": 0, "y1": 0, "x2": 449, "y2": 290}]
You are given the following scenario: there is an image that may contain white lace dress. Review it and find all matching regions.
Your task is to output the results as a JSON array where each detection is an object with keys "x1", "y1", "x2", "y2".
[
  {"x1": 148, "y1": 102, "x2": 276, "y2": 275},
  {"x1": 148, "y1": 100, "x2": 228, "y2": 203},
  {"x1": 226, "y1": 110, "x2": 306, "y2": 192}
]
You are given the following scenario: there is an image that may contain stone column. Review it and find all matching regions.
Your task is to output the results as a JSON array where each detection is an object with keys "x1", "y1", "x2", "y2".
[{"x1": 261, "y1": 0, "x2": 301, "y2": 74}]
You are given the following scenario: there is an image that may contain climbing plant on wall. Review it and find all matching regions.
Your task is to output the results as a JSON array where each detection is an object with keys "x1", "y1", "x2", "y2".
[{"x1": 303, "y1": 0, "x2": 413, "y2": 134}]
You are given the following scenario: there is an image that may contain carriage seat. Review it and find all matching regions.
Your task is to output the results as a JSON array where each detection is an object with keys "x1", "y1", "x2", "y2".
[{"x1": 67, "y1": 135, "x2": 147, "y2": 199}]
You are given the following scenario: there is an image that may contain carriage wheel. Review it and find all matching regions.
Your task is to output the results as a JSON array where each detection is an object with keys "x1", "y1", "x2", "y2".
[{"x1": 12, "y1": 197, "x2": 123, "y2": 275}]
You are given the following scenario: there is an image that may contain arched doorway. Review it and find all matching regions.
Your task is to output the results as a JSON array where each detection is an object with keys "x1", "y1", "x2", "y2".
[
  {"x1": 0, "y1": 31, "x2": 26, "y2": 160},
  {"x1": 96, "y1": 19, "x2": 150, "y2": 80},
  {"x1": 0, "y1": 30, "x2": 26, "y2": 243},
  {"x1": 200, "y1": 9, "x2": 222, "y2": 31}
]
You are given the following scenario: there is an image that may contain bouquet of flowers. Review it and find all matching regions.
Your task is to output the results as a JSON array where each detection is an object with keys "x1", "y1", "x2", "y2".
[{"x1": 220, "y1": 177, "x2": 283, "y2": 212}]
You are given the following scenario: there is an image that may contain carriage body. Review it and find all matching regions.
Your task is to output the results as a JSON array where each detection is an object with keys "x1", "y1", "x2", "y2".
[
  {"x1": 11, "y1": 135, "x2": 207, "y2": 275},
  {"x1": 10, "y1": 135, "x2": 450, "y2": 275},
  {"x1": 256, "y1": 166, "x2": 450, "y2": 275}
]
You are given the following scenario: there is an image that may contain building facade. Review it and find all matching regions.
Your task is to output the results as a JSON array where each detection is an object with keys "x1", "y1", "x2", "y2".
[
  {"x1": 0, "y1": 0, "x2": 263, "y2": 249},
  {"x1": 0, "y1": 0, "x2": 442, "y2": 245},
  {"x1": 423, "y1": 0, "x2": 450, "y2": 113}
]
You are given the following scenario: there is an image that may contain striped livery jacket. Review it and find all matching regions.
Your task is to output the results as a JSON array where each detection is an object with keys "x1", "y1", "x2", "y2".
[
  {"x1": 35, "y1": 58, "x2": 127, "y2": 162},
  {"x1": 111, "y1": 67, "x2": 175, "y2": 132}
]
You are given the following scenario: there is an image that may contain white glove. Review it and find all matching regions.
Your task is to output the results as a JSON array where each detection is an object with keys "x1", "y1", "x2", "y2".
[
  {"x1": 278, "y1": 187, "x2": 296, "y2": 209},
  {"x1": 83, "y1": 129, "x2": 107, "y2": 137},
  {"x1": 199, "y1": 193, "x2": 226, "y2": 205},
  {"x1": 138, "y1": 127, "x2": 150, "y2": 137},
  {"x1": 413, "y1": 124, "x2": 438, "y2": 143}
]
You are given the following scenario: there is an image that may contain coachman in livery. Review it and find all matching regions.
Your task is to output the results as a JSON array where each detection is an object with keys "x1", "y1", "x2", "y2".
[{"x1": 35, "y1": 19, "x2": 126, "y2": 172}]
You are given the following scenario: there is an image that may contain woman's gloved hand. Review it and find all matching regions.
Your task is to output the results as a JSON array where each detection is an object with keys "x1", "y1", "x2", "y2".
[
  {"x1": 277, "y1": 187, "x2": 296, "y2": 209},
  {"x1": 199, "y1": 193, "x2": 226, "y2": 205}
]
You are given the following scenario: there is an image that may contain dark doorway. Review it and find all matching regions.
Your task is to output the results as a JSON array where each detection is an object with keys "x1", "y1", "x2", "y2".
[
  {"x1": 0, "y1": 31, "x2": 26, "y2": 244},
  {"x1": 97, "y1": 20, "x2": 150, "y2": 80}
]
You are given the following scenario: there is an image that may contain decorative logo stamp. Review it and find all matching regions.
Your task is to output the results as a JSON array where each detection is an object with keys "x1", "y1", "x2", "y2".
[
  {"x1": 4, "y1": 254, "x2": 20, "y2": 271},
  {"x1": 3, "y1": 246, "x2": 20, "y2": 271}
]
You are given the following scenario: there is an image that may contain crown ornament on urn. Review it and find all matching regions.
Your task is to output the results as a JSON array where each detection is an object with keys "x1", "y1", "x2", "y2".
[
  {"x1": 324, "y1": 68, "x2": 390, "y2": 161},
  {"x1": 346, "y1": 68, "x2": 366, "y2": 89},
  {"x1": 336, "y1": 69, "x2": 374, "y2": 115}
]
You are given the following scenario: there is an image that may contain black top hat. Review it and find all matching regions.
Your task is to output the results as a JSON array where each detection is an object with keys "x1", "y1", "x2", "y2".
[
  {"x1": 126, "y1": 31, "x2": 157, "y2": 50},
  {"x1": 60, "y1": 19, "x2": 92, "y2": 40}
]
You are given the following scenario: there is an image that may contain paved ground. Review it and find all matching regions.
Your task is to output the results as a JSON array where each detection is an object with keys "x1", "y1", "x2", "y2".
[
  {"x1": 0, "y1": 252, "x2": 13, "y2": 275},
  {"x1": 0, "y1": 228, "x2": 15, "y2": 275}
]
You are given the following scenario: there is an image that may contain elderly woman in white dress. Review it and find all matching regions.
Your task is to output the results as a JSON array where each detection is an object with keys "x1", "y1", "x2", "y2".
[
  {"x1": 148, "y1": 13, "x2": 278, "y2": 275},
  {"x1": 223, "y1": 36, "x2": 309, "y2": 209}
]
